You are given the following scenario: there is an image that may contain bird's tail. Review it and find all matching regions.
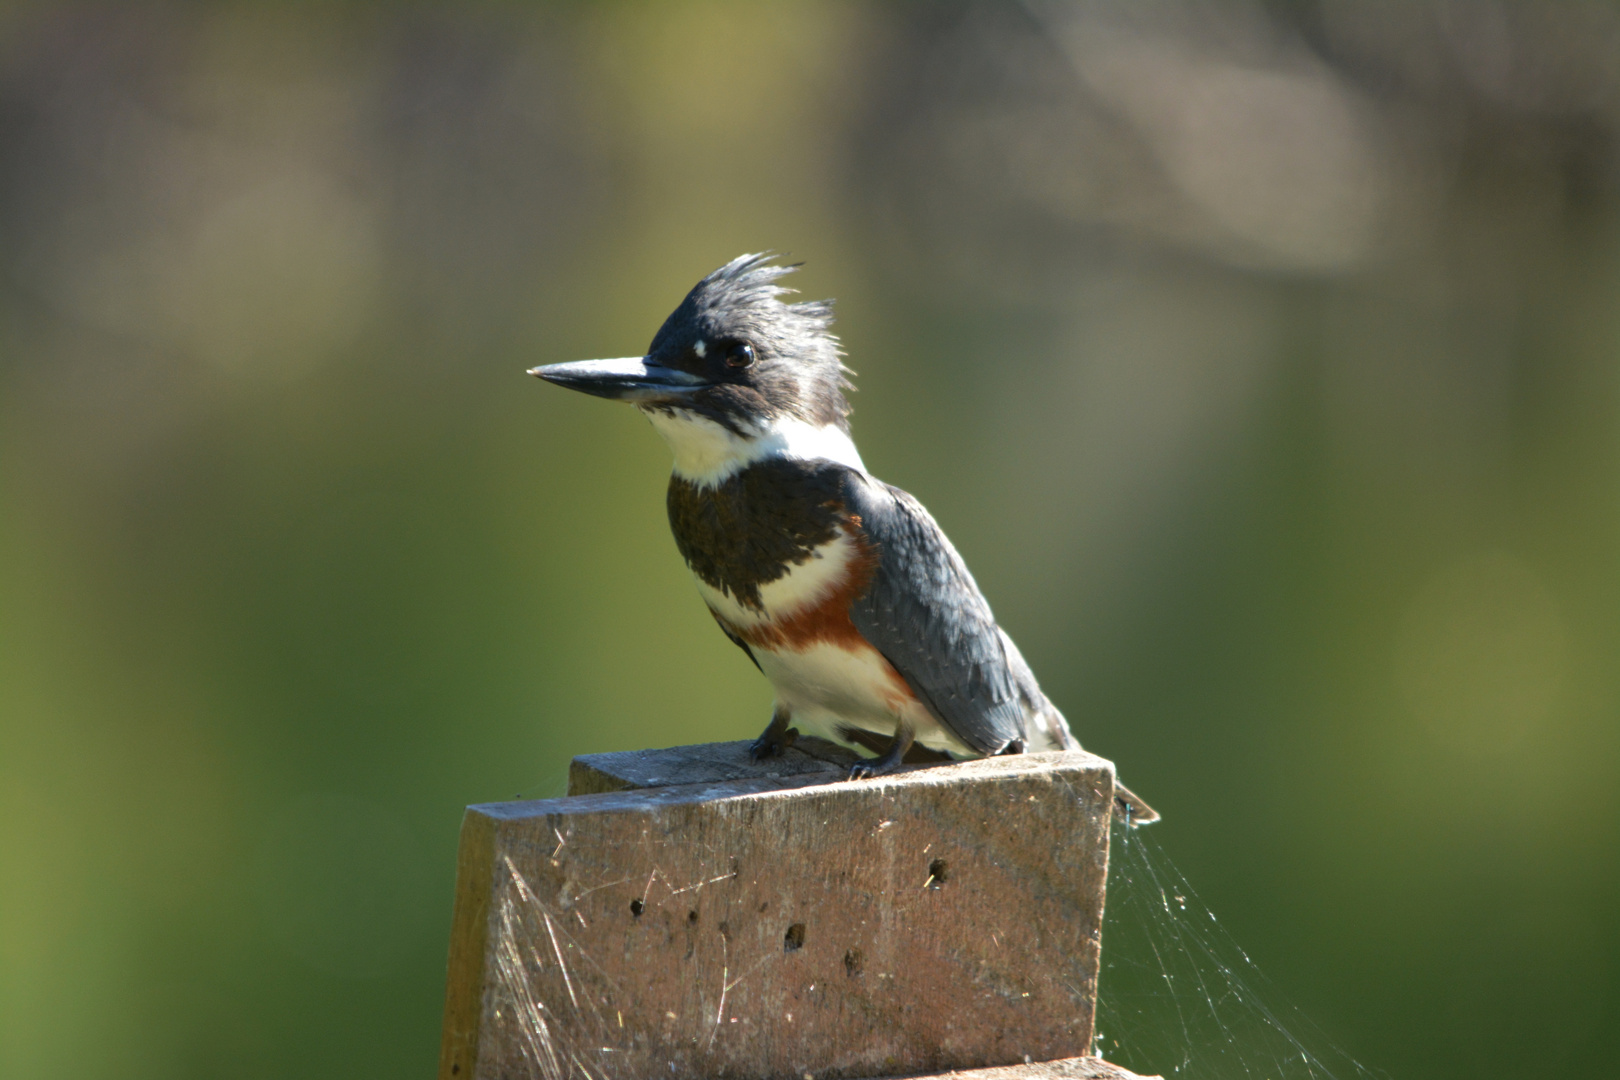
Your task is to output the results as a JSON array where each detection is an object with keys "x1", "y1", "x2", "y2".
[
  {"x1": 996, "y1": 628, "x2": 1161, "y2": 825},
  {"x1": 1036, "y1": 705, "x2": 1161, "y2": 826},
  {"x1": 1112, "y1": 780, "x2": 1160, "y2": 826}
]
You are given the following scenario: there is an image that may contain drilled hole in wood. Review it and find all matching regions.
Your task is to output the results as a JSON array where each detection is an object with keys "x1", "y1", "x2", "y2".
[
  {"x1": 688, "y1": 910, "x2": 699, "y2": 925},
  {"x1": 844, "y1": 948, "x2": 864, "y2": 976},
  {"x1": 784, "y1": 923, "x2": 806, "y2": 952},
  {"x1": 630, "y1": 898, "x2": 644, "y2": 917},
  {"x1": 928, "y1": 858, "x2": 949, "y2": 887}
]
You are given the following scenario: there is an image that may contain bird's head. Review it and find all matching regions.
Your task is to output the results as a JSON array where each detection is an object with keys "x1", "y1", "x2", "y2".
[{"x1": 532, "y1": 254, "x2": 862, "y2": 486}]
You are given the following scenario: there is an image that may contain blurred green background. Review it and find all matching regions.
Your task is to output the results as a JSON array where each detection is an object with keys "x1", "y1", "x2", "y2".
[{"x1": 2, "y1": 2, "x2": 1617, "y2": 1077}]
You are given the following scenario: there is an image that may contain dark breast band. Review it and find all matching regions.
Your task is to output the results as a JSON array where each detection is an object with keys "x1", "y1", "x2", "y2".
[{"x1": 667, "y1": 459, "x2": 863, "y2": 612}]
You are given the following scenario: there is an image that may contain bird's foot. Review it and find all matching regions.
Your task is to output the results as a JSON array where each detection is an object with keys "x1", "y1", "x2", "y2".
[
  {"x1": 846, "y1": 726, "x2": 914, "y2": 780},
  {"x1": 750, "y1": 709, "x2": 798, "y2": 761},
  {"x1": 751, "y1": 730, "x2": 797, "y2": 760},
  {"x1": 847, "y1": 758, "x2": 895, "y2": 780}
]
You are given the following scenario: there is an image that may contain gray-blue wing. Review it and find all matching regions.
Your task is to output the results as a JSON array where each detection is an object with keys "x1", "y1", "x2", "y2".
[{"x1": 843, "y1": 472, "x2": 1026, "y2": 755}]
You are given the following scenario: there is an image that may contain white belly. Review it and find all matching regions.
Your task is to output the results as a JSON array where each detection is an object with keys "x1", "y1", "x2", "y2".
[
  {"x1": 754, "y1": 640, "x2": 978, "y2": 759},
  {"x1": 684, "y1": 528, "x2": 979, "y2": 759}
]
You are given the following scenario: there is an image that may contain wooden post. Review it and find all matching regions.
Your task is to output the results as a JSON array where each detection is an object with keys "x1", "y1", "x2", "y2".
[{"x1": 438, "y1": 741, "x2": 1158, "y2": 1080}]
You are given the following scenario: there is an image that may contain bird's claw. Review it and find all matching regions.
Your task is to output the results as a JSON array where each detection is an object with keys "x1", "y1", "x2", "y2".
[
  {"x1": 750, "y1": 722, "x2": 797, "y2": 761},
  {"x1": 846, "y1": 757, "x2": 901, "y2": 781},
  {"x1": 847, "y1": 728, "x2": 914, "y2": 780}
]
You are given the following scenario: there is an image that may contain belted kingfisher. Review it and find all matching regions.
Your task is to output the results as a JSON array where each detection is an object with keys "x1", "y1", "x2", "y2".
[{"x1": 532, "y1": 254, "x2": 1156, "y2": 823}]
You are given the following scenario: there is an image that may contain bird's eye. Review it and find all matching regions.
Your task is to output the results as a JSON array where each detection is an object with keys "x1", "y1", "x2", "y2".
[{"x1": 725, "y1": 342, "x2": 755, "y2": 368}]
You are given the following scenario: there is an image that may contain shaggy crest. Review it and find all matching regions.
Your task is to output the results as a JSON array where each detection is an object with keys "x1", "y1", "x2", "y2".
[{"x1": 646, "y1": 253, "x2": 855, "y2": 430}]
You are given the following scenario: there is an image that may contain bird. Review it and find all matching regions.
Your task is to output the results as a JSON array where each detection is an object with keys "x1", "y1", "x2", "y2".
[{"x1": 531, "y1": 253, "x2": 1157, "y2": 824}]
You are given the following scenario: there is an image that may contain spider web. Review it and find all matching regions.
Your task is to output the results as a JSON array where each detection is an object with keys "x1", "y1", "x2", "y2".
[{"x1": 1094, "y1": 822, "x2": 1387, "y2": 1080}]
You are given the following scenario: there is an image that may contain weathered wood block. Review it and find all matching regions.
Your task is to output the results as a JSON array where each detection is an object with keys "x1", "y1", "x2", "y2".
[{"x1": 439, "y1": 746, "x2": 1122, "y2": 1080}]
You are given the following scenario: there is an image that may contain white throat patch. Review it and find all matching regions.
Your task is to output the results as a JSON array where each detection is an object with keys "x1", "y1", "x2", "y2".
[{"x1": 641, "y1": 408, "x2": 866, "y2": 487}]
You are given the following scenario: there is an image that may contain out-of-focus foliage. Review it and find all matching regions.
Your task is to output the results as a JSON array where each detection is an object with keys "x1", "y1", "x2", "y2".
[{"x1": 1, "y1": 3, "x2": 1616, "y2": 1078}]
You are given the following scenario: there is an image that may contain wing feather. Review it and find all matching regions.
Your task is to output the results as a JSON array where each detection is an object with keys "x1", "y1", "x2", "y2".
[{"x1": 843, "y1": 472, "x2": 1025, "y2": 754}]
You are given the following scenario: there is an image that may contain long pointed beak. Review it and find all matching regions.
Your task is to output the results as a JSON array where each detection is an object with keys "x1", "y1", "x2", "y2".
[{"x1": 528, "y1": 357, "x2": 707, "y2": 403}]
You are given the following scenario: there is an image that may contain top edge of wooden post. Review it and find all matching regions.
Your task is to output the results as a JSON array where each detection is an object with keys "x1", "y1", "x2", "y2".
[
  {"x1": 562, "y1": 739, "x2": 1155, "y2": 828},
  {"x1": 568, "y1": 735, "x2": 861, "y2": 795},
  {"x1": 470, "y1": 746, "x2": 1118, "y2": 822},
  {"x1": 460, "y1": 741, "x2": 1120, "y2": 819},
  {"x1": 563, "y1": 738, "x2": 1119, "y2": 795}
]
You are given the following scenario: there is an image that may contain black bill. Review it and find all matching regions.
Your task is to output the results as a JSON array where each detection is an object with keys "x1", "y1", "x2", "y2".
[{"x1": 528, "y1": 357, "x2": 706, "y2": 402}]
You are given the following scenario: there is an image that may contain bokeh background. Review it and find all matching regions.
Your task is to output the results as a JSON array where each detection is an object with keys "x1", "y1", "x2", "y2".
[{"x1": 2, "y1": 2, "x2": 1618, "y2": 1077}]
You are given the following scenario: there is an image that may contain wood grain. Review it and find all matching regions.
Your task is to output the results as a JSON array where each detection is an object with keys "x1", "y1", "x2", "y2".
[{"x1": 439, "y1": 747, "x2": 1122, "y2": 1080}]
